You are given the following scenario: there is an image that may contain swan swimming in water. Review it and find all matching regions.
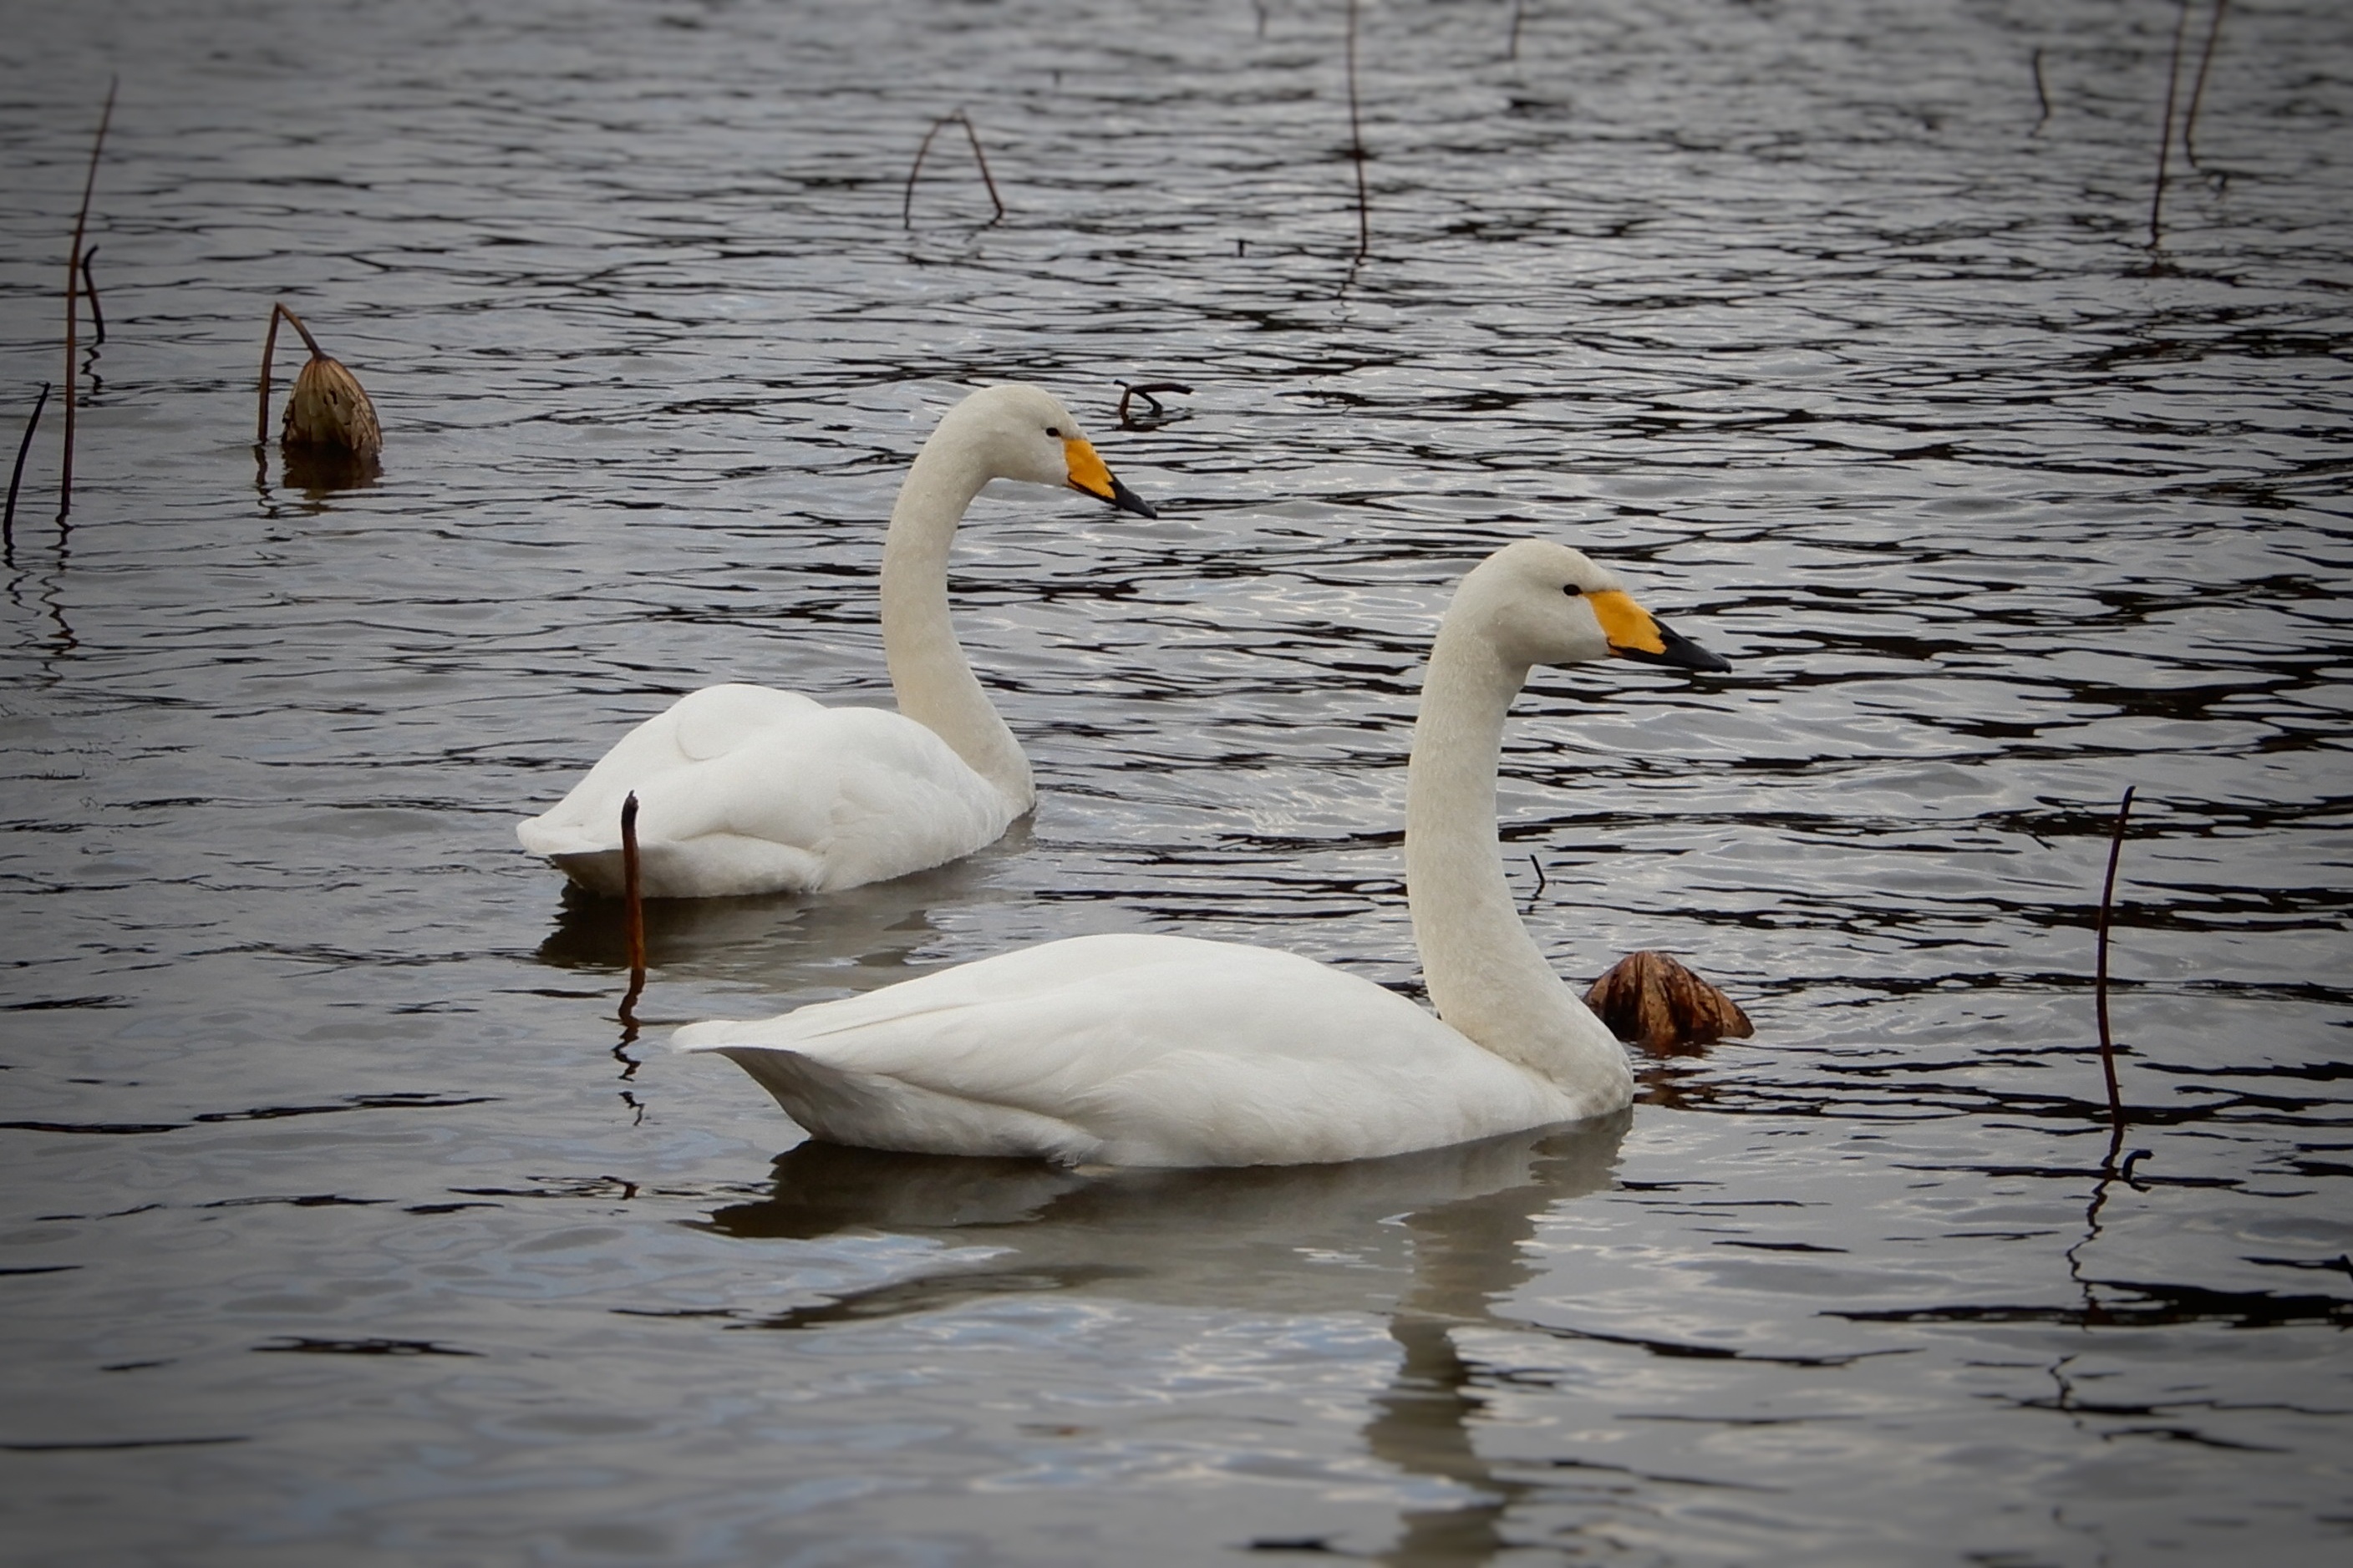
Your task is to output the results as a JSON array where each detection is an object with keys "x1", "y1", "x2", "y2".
[
  {"x1": 676, "y1": 540, "x2": 1731, "y2": 1168},
  {"x1": 517, "y1": 383, "x2": 1156, "y2": 900}
]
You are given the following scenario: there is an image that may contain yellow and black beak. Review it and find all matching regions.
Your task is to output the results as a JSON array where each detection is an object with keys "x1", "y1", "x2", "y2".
[
  {"x1": 1588, "y1": 589, "x2": 1731, "y2": 672},
  {"x1": 1064, "y1": 437, "x2": 1158, "y2": 518}
]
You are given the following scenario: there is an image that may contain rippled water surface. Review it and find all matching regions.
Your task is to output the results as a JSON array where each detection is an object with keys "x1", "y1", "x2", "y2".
[{"x1": 3, "y1": 1, "x2": 2350, "y2": 1562}]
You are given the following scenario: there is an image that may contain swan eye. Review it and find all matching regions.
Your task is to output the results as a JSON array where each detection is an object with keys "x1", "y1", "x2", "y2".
[
  {"x1": 1561, "y1": 583, "x2": 1585, "y2": 597},
  {"x1": 1045, "y1": 426, "x2": 1064, "y2": 439}
]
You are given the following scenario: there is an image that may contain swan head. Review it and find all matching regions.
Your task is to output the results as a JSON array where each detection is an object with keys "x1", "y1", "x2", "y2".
[
  {"x1": 938, "y1": 383, "x2": 1158, "y2": 517},
  {"x1": 1460, "y1": 539, "x2": 1729, "y2": 673}
]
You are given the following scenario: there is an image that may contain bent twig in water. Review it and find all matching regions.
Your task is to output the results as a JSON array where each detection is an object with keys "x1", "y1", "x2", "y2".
[{"x1": 903, "y1": 109, "x2": 1005, "y2": 229}]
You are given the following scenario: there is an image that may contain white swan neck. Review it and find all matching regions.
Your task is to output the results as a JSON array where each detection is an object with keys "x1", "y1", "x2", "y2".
[
  {"x1": 880, "y1": 428, "x2": 1035, "y2": 811},
  {"x1": 1404, "y1": 617, "x2": 1621, "y2": 1084}
]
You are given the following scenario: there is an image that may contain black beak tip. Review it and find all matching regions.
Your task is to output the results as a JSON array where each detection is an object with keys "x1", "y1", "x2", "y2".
[
  {"x1": 1620, "y1": 619, "x2": 1730, "y2": 673},
  {"x1": 1107, "y1": 476, "x2": 1157, "y2": 519}
]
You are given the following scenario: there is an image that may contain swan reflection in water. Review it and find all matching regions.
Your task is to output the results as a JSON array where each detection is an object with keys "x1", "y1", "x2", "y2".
[{"x1": 701, "y1": 1112, "x2": 1630, "y2": 1562}]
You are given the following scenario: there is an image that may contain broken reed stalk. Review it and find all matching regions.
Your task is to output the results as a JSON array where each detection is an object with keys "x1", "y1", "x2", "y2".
[
  {"x1": 619, "y1": 791, "x2": 647, "y2": 1027},
  {"x1": 902, "y1": 109, "x2": 1005, "y2": 229},
  {"x1": 1344, "y1": 0, "x2": 1370, "y2": 260},
  {"x1": 2148, "y1": 0, "x2": 2194, "y2": 248},
  {"x1": 5, "y1": 383, "x2": 52, "y2": 555},
  {"x1": 2183, "y1": 0, "x2": 2231, "y2": 167},
  {"x1": 2093, "y1": 786, "x2": 2136, "y2": 1159},
  {"x1": 1507, "y1": 1, "x2": 1526, "y2": 63},
  {"x1": 2030, "y1": 48, "x2": 2051, "y2": 135},
  {"x1": 80, "y1": 247, "x2": 104, "y2": 347},
  {"x1": 59, "y1": 77, "x2": 118, "y2": 522}
]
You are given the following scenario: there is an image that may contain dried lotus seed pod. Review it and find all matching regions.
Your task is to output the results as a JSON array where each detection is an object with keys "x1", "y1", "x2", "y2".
[
  {"x1": 1583, "y1": 950, "x2": 1755, "y2": 1053},
  {"x1": 281, "y1": 353, "x2": 381, "y2": 457}
]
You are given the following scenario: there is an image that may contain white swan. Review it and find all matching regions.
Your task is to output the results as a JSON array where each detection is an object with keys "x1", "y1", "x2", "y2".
[
  {"x1": 676, "y1": 540, "x2": 1731, "y2": 1168},
  {"x1": 517, "y1": 383, "x2": 1156, "y2": 900}
]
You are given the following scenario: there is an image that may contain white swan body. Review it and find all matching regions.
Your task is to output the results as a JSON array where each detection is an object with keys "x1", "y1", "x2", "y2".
[
  {"x1": 678, "y1": 540, "x2": 1732, "y2": 1167},
  {"x1": 519, "y1": 383, "x2": 1155, "y2": 899}
]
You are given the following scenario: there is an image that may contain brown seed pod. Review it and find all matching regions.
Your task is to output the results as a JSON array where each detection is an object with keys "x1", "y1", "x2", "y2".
[
  {"x1": 282, "y1": 353, "x2": 382, "y2": 456},
  {"x1": 1583, "y1": 950, "x2": 1755, "y2": 1054},
  {"x1": 258, "y1": 302, "x2": 382, "y2": 458}
]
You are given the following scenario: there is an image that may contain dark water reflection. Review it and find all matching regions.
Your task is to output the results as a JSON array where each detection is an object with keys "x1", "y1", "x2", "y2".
[{"x1": 3, "y1": 0, "x2": 2350, "y2": 1562}]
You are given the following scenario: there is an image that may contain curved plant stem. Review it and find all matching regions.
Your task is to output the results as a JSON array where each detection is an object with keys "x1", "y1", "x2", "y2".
[
  {"x1": 902, "y1": 110, "x2": 1004, "y2": 229},
  {"x1": 6, "y1": 383, "x2": 53, "y2": 558}
]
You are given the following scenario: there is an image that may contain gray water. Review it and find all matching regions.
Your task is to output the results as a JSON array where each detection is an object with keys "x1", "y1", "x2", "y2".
[{"x1": 3, "y1": 0, "x2": 2350, "y2": 1562}]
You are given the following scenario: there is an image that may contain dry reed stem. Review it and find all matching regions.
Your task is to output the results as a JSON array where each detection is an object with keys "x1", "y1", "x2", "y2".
[
  {"x1": 2183, "y1": 0, "x2": 2230, "y2": 167},
  {"x1": 2030, "y1": 48, "x2": 2051, "y2": 134},
  {"x1": 2093, "y1": 786, "x2": 2136, "y2": 1154},
  {"x1": 1344, "y1": 0, "x2": 1370, "y2": 260},
  {"x1": 1583, "y1": 951, "x2": 1754, "y2": 1054},
  {"x1": 1507, "y1": 1, "x2": 1526, "y2": 63},
  {"x1": 6, "y1": 383, "x2": 52, "y2": 555},
  {"x1": 2149, "y1": 0, "x2": 2194, "y2": 248},
  {"x1": 58, "y1": 77, "x2": 117, "y2": 522},
  {"x1": 902, "y1": 110, "x2": 1005, "y2": 229},
  {"x1": 619, "y1": 792, "x2": 647, "y2": 1028}
]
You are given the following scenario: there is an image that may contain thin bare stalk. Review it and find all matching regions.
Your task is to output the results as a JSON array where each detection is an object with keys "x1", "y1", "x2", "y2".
[
  {"x1": 1508, "y1": 0, "x2": 1526, "y2": 63},
  {"x1": 2030, "y1": 48, "x2": 2051, "y2": 135},
  {"x1": 6, "y1": 383, "x2": 52, "y2": 556},
  {"x1": 2183, "y1": 0, "x2": 2230, "y2": 167},
  {"x1": 1345, "y1": 0, "x2": 1370, "y2": 259},
  {"x1": 58, "y1": 77, "x2": 117, "y2": 521},
  {"x1": 902, "y1": 109, "x2": 1005, "y2": 229},
  {"x1": 2148, "y1": 0, "x2": 2193, "y2": 249},
  {"x1": 80, "y1": 246, "x2": 104, "y2": 347},
  {"x1": 257, "y1": 302, "x2": 330, "y2": 443},
  {"x1": 2093, "y1": 786, "x2": 2136, "y2": 1160},
  {"x1": 257, "y1": 307, "x2": 282, "y2": 444},
  {"x1": 619, "y1": 792, "x2": 647, "y2": 1028}
]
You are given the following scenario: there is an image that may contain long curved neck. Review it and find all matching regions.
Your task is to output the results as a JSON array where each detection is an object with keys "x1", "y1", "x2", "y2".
[
  {"x1": 879, "y1": 429, "x2": 1034, "y2": 811},
  {"x1": 1404, "y1": 619, "x2": 1621, "y2": 1084}
]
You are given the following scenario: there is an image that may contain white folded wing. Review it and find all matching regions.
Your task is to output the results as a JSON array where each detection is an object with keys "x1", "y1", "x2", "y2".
[
  {"x1": 516, "y1": 683, "x2": 1019, "y2": 899},
  {"x1": 673, "y1": 933, "x2": 1584, "y2": 1167}
]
